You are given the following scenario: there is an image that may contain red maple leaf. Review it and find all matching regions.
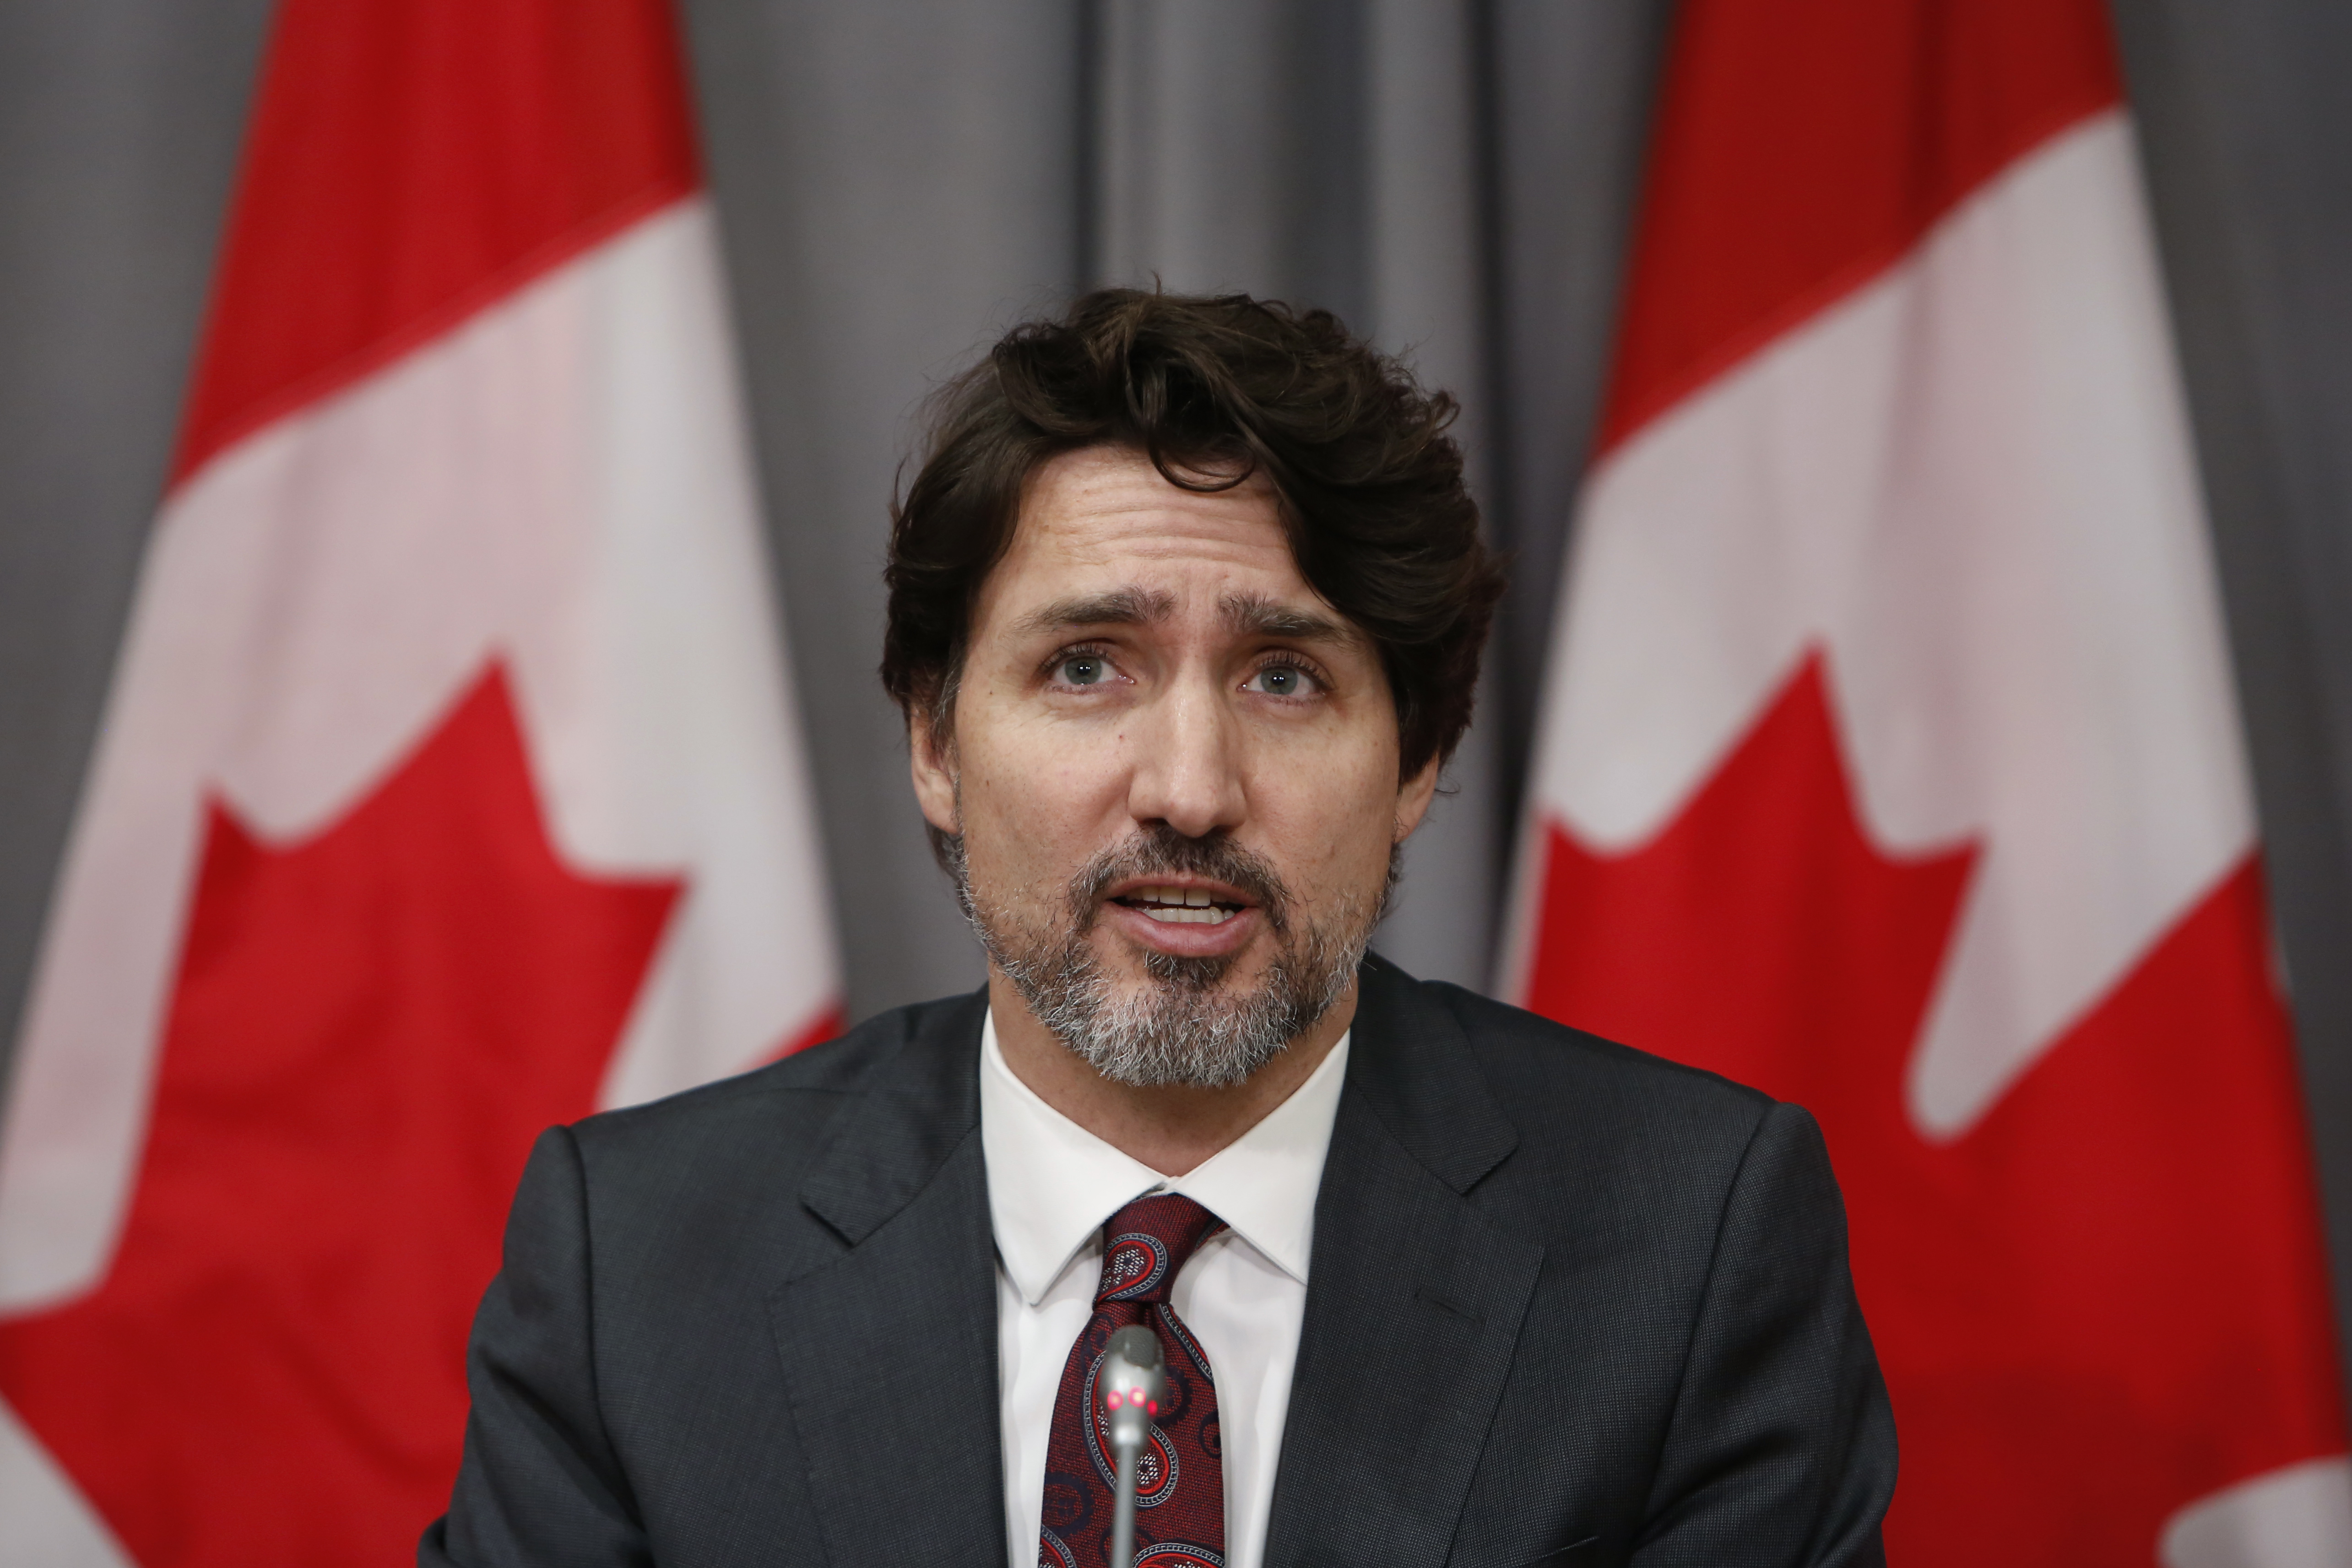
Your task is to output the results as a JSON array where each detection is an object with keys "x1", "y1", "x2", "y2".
[
  {"x1": 1529, "y1": 652, "x2": 2345, "y2": 1565},
  {"x1": 0, "y1": 665, "x2": 680, "y2": 1568}
]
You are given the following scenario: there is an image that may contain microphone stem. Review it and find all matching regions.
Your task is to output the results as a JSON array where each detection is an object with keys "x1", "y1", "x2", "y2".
[{"x1": 1111, "y1": 1440, "x2": 1140, "y2": 1568}]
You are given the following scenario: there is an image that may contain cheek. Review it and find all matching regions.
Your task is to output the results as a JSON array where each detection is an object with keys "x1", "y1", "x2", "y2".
[
  {"x1": 956, "y1": 720, "x2": 1130, "y2": 873},
  {"x1": 1253, "y1": 744, "x2": 1402, "y2": 892}
]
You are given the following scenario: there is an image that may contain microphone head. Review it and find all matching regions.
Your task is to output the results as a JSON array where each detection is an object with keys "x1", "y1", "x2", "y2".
[{"x1": 1097, "y1": 1325, "x2": 1167, "y2": 1451}]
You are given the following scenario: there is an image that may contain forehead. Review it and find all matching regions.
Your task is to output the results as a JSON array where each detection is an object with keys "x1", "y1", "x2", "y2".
[{"x1": 982, "y1": 446, "x2": 1314, "y2": 617}]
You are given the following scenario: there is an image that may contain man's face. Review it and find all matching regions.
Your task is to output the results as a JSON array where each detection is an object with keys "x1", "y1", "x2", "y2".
[{"x1": 911, "y1": 444, "x2": 1438, "y2": 1087}]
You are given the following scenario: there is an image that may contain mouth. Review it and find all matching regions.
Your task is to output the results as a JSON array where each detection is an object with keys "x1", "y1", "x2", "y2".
[{"x1": 1106, "y1": 881, "x2": 1254, "y2": 927}]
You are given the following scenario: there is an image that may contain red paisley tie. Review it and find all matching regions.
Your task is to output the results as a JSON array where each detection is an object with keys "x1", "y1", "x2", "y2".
[{"x1": 1038, "y1": 1193, "x2": 1228, "y2": 1568}]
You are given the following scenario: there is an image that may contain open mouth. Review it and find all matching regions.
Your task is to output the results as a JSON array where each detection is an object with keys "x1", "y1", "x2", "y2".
[{"x1": 1110, "y1": 884, "x2": 1249, "y2": 926}]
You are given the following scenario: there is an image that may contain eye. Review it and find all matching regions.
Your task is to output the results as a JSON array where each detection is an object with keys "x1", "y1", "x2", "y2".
[
  {"x1": 1243, "y1": 661, "x2": 1321, "y2": 697},
  {"x1": 1049, "y1": 648, "x2": 1120, "y2": 688}
]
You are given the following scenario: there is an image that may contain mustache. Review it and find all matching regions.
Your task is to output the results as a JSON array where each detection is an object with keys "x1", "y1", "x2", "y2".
[{"x1": 1070, "y1": 825, "x2": 1294, "y2": 935}]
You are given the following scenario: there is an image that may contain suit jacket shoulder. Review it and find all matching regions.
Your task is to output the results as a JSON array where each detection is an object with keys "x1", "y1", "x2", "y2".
[
  {"x1": 423, "y1": 988, "x2": 1000, "y2": 1568},
  {"x1": 1281, "y1": 957, "x2": 1893, "y2": 1568},
  {"x1": 567, "y1": 989, "x2": 955, "y2": 1179},
  {"x1": 1425, "y1": 974, "x2": 1781, "y2": 1236}
]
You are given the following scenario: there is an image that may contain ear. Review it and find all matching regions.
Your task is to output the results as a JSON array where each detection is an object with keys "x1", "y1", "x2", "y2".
[
  {"x1": 908, "y1": 706, "x2": 962, "y2": 837},
  {"x1": 1393, "y1": 753, "x2": 1442, "y2": 844}
]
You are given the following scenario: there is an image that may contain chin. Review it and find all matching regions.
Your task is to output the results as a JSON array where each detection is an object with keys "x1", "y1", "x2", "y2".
[{"x1": 1103, "y1": 933, "x2": 1252, "y2": 991}]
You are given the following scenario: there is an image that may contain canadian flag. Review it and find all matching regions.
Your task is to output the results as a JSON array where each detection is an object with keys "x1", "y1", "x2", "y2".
[
  {"x1": 1504, "y1": 1, "x2": 2350, "y2": 1564},
  {"x1": 0, "y1": 1, "x2": 840, "y2": 1563}
]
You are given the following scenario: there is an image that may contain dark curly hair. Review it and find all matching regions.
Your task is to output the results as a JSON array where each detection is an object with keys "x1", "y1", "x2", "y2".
[{"x1": 881, "y1": 287, "x2": 1503, "y2": 783}]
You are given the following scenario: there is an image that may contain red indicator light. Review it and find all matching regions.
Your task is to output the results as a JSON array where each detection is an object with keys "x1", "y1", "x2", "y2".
[
  {"x1": 1147, "y1": 1400, "x2": 1159, "y2": 1415},
  {"x1": 1106, "y1": 1391, "x2": 1122, "y2": 1409}
]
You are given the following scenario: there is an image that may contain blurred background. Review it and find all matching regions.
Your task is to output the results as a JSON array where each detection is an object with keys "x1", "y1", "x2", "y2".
[
  {"x1": 12, "y1": 0, "x2": 2351, "y2": 1302},
  {"x1": 4, "y1": 0, "x2": 2352, "y2": 1561}
]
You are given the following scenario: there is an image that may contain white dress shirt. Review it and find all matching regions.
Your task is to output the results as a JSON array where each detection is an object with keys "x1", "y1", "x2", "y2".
[{"x1": 981, "y1": 1011, "x2": 1349, "y2": 1568}]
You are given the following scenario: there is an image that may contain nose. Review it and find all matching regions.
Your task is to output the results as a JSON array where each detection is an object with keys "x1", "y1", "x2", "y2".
[{"x1": 1125, "y1": 671, "x2": 1247, "y2": 839}]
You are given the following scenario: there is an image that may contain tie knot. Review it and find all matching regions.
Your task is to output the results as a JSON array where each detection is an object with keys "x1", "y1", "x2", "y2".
[{"x1": 1095, "y1": 1193, "x2": 1224, "y2": 1306}]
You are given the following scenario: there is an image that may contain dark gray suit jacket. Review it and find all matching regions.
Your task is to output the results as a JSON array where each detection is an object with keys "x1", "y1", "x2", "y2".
[{"x1": 420, "y1": 956, "x2": 1895, "y2": 1567}]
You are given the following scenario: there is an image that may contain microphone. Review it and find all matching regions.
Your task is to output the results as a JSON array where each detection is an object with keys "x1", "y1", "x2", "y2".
[{"x1": 1097, "y1": 1324, "x2": 1167, "y2": 1568}]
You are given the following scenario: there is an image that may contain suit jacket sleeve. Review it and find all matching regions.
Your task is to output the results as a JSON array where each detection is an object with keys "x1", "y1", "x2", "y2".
[
  {"x1": 1632, "y1": 1102, "x2": 1896, "y2": 1568},
  {"x1": 419, "y1": 1125, "x2": 649, "y2": 1568}
]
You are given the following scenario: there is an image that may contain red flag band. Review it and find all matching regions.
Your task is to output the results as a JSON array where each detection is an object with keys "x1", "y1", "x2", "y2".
[
  {"x1": 0, "y1": 3, "x2": 841, "y2": 1562},
  {"x1": 1507, "y1": 2, "x2": 2348, "y2": 1562}
]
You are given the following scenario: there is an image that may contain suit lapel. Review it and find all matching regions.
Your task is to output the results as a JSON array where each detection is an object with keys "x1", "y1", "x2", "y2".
[
  {"x1": 1263, "y1": 959, "x2": 1544, "y2": 1568},
  {"x1": 769, "y1": 989, "x2": 1008, "y2": 1568}
]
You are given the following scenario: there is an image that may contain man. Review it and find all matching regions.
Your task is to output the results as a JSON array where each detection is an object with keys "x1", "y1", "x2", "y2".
[{"x1": 423, "y1": 291, "x2": 1896, "y2": 1568}]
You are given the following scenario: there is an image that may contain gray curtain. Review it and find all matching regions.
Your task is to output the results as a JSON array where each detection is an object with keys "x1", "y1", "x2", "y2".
[
  {"x1": 683, "y1": 0, "x2": 1673, "y2": 1006},
  {"x1": 3, "y1": 0, "x2": 2350, "y2": 1377}
]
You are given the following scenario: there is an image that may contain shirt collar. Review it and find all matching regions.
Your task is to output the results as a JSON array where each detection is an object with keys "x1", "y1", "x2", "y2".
[{"x1": 979, "y1": 1008, "x2": 1349, "y2": 1306}]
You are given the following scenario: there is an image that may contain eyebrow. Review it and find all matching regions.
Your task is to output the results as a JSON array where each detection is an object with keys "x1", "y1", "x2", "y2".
[
  {"x1": 1220, "y1": 591, "x2": 1363, "y2": 648},
  {"x1": 1009, "y1": 587, "x2": 1178, "y2": 637},
  {"x1": 1008, "y1": 585, "x2": 1362, "y2": 648}
]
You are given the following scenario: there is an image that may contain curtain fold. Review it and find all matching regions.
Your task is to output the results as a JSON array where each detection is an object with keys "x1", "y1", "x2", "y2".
[{"x1": 0, "y1": 0, "x2": 2348, "y2": 1411}]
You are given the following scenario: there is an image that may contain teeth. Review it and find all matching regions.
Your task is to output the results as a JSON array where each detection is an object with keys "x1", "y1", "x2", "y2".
[
  {"x1": 1139, "y1": 905, "x2": 1235, "y2": 925},
  {"x1": 1120, "y1": 885, "x2": 1241, "y2": 923},
  {"x1": 1129, "y1": 885, "x2": 1230, "y2": 907}
]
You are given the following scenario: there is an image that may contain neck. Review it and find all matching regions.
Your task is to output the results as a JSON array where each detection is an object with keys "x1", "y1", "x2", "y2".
[{"x1": 989, "y1": 972, "x2": 1356, "y2": 1177}]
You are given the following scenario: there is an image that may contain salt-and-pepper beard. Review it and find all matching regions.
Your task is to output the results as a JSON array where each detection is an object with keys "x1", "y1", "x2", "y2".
[{"x1": 949, "y1": 821, "x2": 1395, "y2": 1089}]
